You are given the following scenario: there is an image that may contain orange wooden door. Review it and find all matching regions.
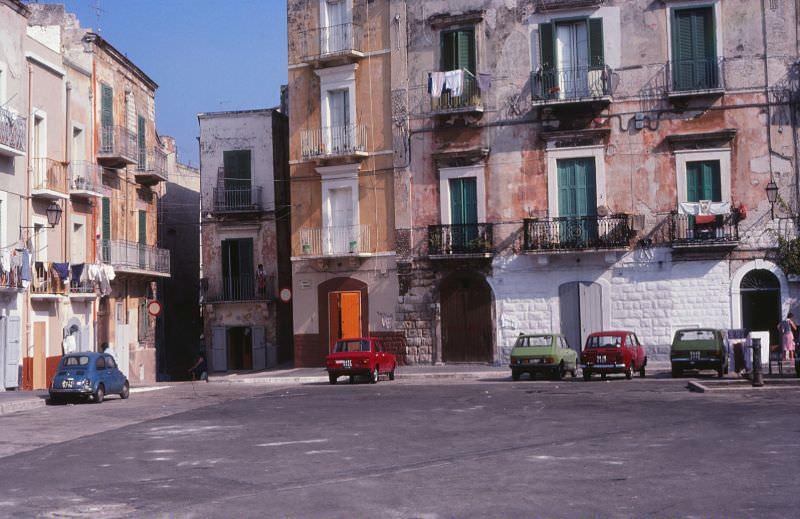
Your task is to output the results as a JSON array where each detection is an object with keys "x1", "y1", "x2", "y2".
[
  {"x1": 340, "y1": 292, "x2": 361, "y2": 339},
  {"x1": 33, "y1": 322, "x2": 47, "y2": 390}
]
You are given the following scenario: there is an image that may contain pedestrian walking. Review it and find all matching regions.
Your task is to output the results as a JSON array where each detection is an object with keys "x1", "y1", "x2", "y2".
[{"x1": 778, "y1": 313, "x2": 797, "y2": 361}]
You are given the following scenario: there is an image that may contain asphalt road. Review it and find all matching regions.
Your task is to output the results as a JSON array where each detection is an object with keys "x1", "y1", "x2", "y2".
[{"x1": 0, "y1": 376, "x2": 798, "y2": 518}]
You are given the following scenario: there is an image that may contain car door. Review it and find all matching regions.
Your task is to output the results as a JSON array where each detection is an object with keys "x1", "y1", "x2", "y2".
[
  {"x1": 95, "y1": 355, "x2": 108, "y2": 390},
  {"x1": 633, "y1": 334, "x2": 645, "y2": 367},
  {"x1": 627, "y1": 334, "x2": 638, "y2": 370},
  {"x1": 104, "y1": 355, "x2": 122, "y2": 392},
  {"x1": 372, "y1": 340, "x2": 383, "y2": 372}
]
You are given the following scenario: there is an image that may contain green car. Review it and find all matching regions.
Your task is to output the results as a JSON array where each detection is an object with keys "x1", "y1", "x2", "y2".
[
  {"x1": 670, "y1": 328, "x2": 729, "y2": 378},
  {"x1": 509, "y1": 333, "x2": 578, "y2": 381}
]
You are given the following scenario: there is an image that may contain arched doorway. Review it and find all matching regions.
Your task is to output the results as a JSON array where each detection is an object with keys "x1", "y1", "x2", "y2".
[
  {"x1": 440, "y1": 272, "x2": 493, "y2": 363},
  {"x1": 740, "y1": 269, "x2": 781, "y2": 347},
  {"x1": 559, "y1": 281, "x2": 603, "y2": 354}
]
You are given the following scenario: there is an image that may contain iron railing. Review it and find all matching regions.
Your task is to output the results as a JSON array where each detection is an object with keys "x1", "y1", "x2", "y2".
[
  {"x1": 523, "y1": 216, "x2": 633, "y2": 251},
  {"x1": 99, "y1": 125, "x2": 137, "y2": 163},
  {"x1": 98, "y1": 239, "x2": 171, "y2": 275},
  {"x1": 428, "y1": 69, "x2": 482, "y2": 113},
  {"x1": 0, "y1": 106, "x2": 26, "y2": 154},
  {"x1": 667, "y1": 57, "x2": 724, "y2": 93},
  {"x1": 299, "y1": 224, "x2": 372, "y2": 256},
  {"x1": 212, "y1": 185, "x2": 263, "y2": 213},
  {"x1": 428, "y1": 223, "x2": 494, "y2": 256},
  {"x1": 31, "y1": 263, "x2": 67, "y2": 295},
  {"x1": 531, "y1": 64, "x2": 611, "y2": 102},
  {"x1": 301, "y1": 22, "x2": 364, "y2": 62},
  {"x1": 69, "y1": 280, "x2": 96, "y2": 295},
  {"x1": 136, "y1": 147, "x2": 168, "y2": 180},
  {"x1": 69, "y1": 161, "x2": 104, "y2": 195},
  {"x1": 31, "y1": 158, "x2": 68, "y2": 194},
  {"x1": 300, "y1": 123, "x2": 367, "y2": 159},
  {"x1": 669, "y1": 212, "x2": 739, "y2": 246},
  {"x1": 206, "y1": 274, "x2": 274, "y2": 302}
]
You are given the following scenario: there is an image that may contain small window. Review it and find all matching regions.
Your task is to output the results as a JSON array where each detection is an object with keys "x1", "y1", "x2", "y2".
[
  {"x1": 95, "y1": 356, "x2": 106, "y2": 370},
  {"x1": 105, "y1": 356, "x2": 117, "y2": 369}
]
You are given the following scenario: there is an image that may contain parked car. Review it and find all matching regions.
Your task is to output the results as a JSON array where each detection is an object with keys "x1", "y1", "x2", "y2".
[
  {"x1": 509, "y1": 333, "x2": 578, "y2": 381},
  {"x1": 670, "y1": 328, "x2": 728, "y2": 378},
  {"x1": 49, "y1": 352, "x2": 130, "y2": 404},
  {"x1": 326, "y1": 337, "x2": 397, "y2": 384},
  {"x1": 581, "y1": 331, "x2": 647, "y2": 381}
]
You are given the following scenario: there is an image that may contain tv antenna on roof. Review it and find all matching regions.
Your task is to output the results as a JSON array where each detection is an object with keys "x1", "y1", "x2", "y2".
[{"x1": 90, "y1": 0, "x2": 105, "y2": 34}]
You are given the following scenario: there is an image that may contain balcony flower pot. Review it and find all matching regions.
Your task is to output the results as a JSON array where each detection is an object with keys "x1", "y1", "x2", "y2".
[
  {"x1": 302, "y1": 243, "x2": 311, "y2": 255},
  {"x1": 349, "y1": 240, "x2": 358, "y2": 253}
]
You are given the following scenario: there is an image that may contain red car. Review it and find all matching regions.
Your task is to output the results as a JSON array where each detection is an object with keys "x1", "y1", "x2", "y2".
[
  {"x1": 326, "y1": 337, "x2": 397, "y2": 384},
  {"x1": 581, "y1": 331, "x2": 647, "y2": 381}
]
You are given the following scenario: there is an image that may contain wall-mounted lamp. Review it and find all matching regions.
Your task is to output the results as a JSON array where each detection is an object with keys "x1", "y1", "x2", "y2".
[
  {"x1": 21, "y1": 202, "x2": 63, "y2": 230},
  {"x1": 766, "y1": 180, "x2": 779, "y2": 219}
]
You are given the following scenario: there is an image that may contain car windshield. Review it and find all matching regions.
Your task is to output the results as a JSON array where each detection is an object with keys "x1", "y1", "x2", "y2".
[
  {"x1": 62, "y1": 356, "x2": 90, "y2": 367},
  {"x1": 586, "y1": 335, "x2": 623, "y2": 348},
  {"x1": 335, "y1": 340, "x2": 371, "y2": 353},
  {"x1": 677, "y1": 330, "x2": 715, "y2": 342},
  {"x1": 514, "y1": 336, "x2": 552, "y2": 347}
]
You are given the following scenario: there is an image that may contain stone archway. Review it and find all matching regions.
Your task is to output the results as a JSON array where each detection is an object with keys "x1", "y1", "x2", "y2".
[
  {"x1": 740, "y1": 269, "x2": 781, "y2": 347},
  {"x1": 440, "y1": 272, "x2": 493, "y2": 363},
  {"x1": 731, "y1": 259, "x2": 790, "y2": 334}
]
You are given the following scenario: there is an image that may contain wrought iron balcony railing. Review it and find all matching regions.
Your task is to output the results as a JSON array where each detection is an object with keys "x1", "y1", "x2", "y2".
[
  {"x1": 300, "y1": 123, "x2": 368, "y2": 160},
  {"x1": 531, "y1": 64, "x2": 611, "y2": 103},
  {"x1": 428, "y1": 223, "x2": 494, "y2": 256},
  {"x1": 669, "y1": 212, "x2": 739, "y2": 247},
  {"x1": 667, "y1": 57, "x2": 724, "y2": 94},
  {"x1": 299, "y1": 224, "x2": 372, "y2": 257},
  {"x1": 212, "y1": 185, "x2": 263, "y2": 213},
  {"x1": 98, "y1": 125, "x2": 137, "y2": 165},
  {"x1": 427, "y1": 69, "x2": 483, "y2": 114},
  {"x1": 98, "y1": 239, "x2": 171, "y2": 276},
  {"x1": 69, "y1": 161, "x2": 105, "y2": 197},
  {"x1": 205, "y1": 274, "x2": 274, "y2": 303},
  {"x1": 31, "y1": 158, "x2": 68, "y2": 196},
  {"x1": 523, "y1": 215, "x2": 633, "y2": 252},
  {"x1": 135, "y1": 147, "x2": 168, "y2": 184},
  {"x1": 300, "y1": 22, "x2": 364, "y2": 63},
  {"x1": 0, "y1": 106, "x2": 26, "y2": 156}
]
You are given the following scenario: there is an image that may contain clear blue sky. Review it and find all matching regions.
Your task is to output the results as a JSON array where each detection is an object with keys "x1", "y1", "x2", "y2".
[{"x1": 46, "y1": 0, "x2": 288, "y2": 167}]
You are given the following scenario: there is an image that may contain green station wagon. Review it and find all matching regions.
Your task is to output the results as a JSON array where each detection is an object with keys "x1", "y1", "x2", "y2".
[
  {"x1": 509, "y1": 333, "x2": 578, "y2": 381},
  {"x1": 671, "y1": 328, "x2": 729, "y2": 378}
]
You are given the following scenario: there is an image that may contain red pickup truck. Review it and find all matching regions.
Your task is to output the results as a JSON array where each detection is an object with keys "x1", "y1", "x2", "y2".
[{"x1": 326, "y1": 337, "x2": 397, "y2": 385}]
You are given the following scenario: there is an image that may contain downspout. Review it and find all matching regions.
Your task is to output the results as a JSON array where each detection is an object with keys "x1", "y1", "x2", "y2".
[
  {"x1": 793, "y1": 0, "x2": 800, "y2": 220},
  {"x1": 760, "y1": 0, "x2": 776, "y2": 215},
  {"x1": 25, "y1": 62, "x2": 33, "y2": 387},
  {"x1": 65, "y1": 81, "x2": 72, "y2": 264}
]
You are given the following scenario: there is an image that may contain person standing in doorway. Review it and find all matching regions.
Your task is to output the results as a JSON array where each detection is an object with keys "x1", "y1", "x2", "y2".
[
  {"x1": 256, "y1": 264, "x2": 267, "y2": 298},
  {"x1": 778, "y1": 313, "x2": 797, "y2": 361}
]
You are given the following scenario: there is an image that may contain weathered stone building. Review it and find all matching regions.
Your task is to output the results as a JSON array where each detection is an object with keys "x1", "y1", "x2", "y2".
[
  {"x1": 198, "y1": 109, "x2": 291, "y2": 373},
  {"x1": 289, "y1": 0, "x2": 800, "y2": 366}
]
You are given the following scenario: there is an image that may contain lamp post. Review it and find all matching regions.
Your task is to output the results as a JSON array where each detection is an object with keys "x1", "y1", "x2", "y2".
[{"x1": 766, "y1": 180, "x2": 779, "y2": 220}]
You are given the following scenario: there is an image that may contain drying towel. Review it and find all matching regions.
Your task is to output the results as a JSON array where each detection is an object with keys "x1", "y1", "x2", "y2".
[
  {"x1": 429, "y1": 71, "x2": 446, "y2": 98},
  {"x1": 476, "y1": 72, "x2": 492, "y2": 92},
  {"x1": 678, "y1": 201, "x2": 731, "y2": 216},
  {"x1": 71, "y1": 263, "x2": 85, "y2": 284},
  {"x1": 52, "y1": 262, "x2": 70, "y2": 282},
  {"x1": 444, "y1": 69, "x2": 464, "y2": 97}
]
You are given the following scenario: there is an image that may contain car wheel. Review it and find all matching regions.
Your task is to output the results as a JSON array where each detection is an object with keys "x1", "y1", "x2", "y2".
[
  {"x1": 348, "y1": 376, "x2": 355, "y2": 384},
  {"x1": 671, "y1": 368, "x2": 681, "y2": 378},
  {"x1": 48, "y1": 394, "x2": 63, "y2": 405},
  {"x1": 94, "y1": 384, "x2": 105, "y2": 404},
  {"x1": 328, "y1": 375, "x2": 337, "y2": 385},
  {"x1": 625, "y1": 364, "x2": 633, "y2": 380},
  {"x1": 555, "y1": 363, "x2": 565, "y2": 381},
  {"x1": 511, "y1": 370, "x2": 520, "y2": 381},
  {"x1": 583, "y1": 370, "x2": 591, "y2": 381},
  {"x1": 370, "y1": 367, "x2": 379, "y2": 384},
  {"x1": 120, "y1": 382, "x2": 130, "y2": 399},
  {"x1": 388, "y1": 367, "x2": 396, "y2": 381}
]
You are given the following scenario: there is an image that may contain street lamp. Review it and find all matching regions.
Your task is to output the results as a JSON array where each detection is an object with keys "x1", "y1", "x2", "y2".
[
  {"x1": 19, "y1": 201, "x2": 63, "y2": 230},
  {"x1": 766, "y1": 180, "x2": 779, "y2": 219}
]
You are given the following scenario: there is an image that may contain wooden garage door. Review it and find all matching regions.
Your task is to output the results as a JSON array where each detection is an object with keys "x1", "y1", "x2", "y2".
[{"x1": 441, "y1": 274, "x2": 492, "y2": 363}]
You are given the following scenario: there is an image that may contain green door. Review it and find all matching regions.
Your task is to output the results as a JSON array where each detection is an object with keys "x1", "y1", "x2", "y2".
[
  {"x1": 138, "y1": 210, "x2": 147, "y2": 268},
  {"x1": 449, "y1": 177, "x2": 478, "y2": 252},
  {"x1": 672, "y1": 7, "x2": 716, "y2": 90},
  {"x1": 557, "y1": 158, "x2": 598, "y2": 246}
]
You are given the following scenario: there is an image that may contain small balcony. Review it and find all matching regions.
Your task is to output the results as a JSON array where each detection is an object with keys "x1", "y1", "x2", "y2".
[
  {"x1": 428, "y1": 223, "x2": 494, "y2": 258},
  {"x1": 205, "y1": 274, "x2": 275, "y2": 303},
  {"x1": 69, "y1": 161, "x2": 105, "y2": 199},
  {"x1": 0, "y1": 106, "x2": 27, "y2": 157},
  {"x1": 31, "y1": 264, "x2": 68, "y2": 301},
  {"x1": 300, "y1": 22, "x2": 364, "y2": 66},
  {"x1": 212, "y1": 184, "x2": 264, "y2": 214},
  {"x1": 427, "y1": 69, "x2": 483, "y2": 116},
  {"x1": 299, "y1": 224, "x2": 373, "y2": 258},
  {"x1": 31, "y1": 158, "x2": 69, "y2": 200},
  {"x1": 666, "y1": 58, "x2": 724, "y2": 98},
  {"x1": 669, "y1": 212, "x2": 739, "y2": 249},
  {"x1": 135, "y1": 147, "x2": 168, "y2": 185},
  {"x1": 68, "y1": 280, "x2": 97, "y2": 300},
  {"x1": 531, "y1": 65, "x2": 612, "y2": 106},
  {"x1": 300, "y1": 123, "x2": 368, "y2": 162},
  {"x1": 98, "y1": 239, "x2": 171, "y2": 277},
  {"x1": 97, "y1": 125, "x2": 138, "y2": 168},
  {"x1": 523, "y1": 215, "x2": 634, "y2": 253}
]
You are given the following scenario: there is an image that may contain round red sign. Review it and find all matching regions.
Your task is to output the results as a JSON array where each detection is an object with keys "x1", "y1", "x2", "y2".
[
  {"x1": 147, "y1": 300, "x2": 162, "y2": 317},
  {"x1": 279, "y1": 288, "x2": 292, "y2": 303}
]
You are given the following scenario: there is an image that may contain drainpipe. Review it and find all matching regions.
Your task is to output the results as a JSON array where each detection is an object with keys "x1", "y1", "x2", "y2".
[
  {"x1": 760, "y1": 0, "x2": 776, "y2": 216},
  {"x1": 794, "y1": 0, "x2": 800, "y2": 221},
  {"x1": 65, "y1": 81, "x2": 72, "y2": 264},
  {"x1": 24, "y1": 63, "x2": 33, "y2": 385}
]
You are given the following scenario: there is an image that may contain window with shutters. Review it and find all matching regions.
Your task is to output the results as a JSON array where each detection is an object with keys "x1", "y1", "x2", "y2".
[
  {"x1": 221, "y1": 238, "x2": 255, "y2": 300},
  {"x1": 137, "y1": 115, "x2": 146, "y2": 169},
  {"x1": 100, "y1": 84, "x2": 113, "y2": 153},
  {"x1": 670, "y1": 6, "x2": 719, "y2": 91},
  {"x1": 441, "y1": 28, "x2": 476, "y2": 74},
  {"x1": 536, "y1": 18, "x2": 605, "y2": 100},
  {"x1": 321, "y1": 173, "x2": 360, "y2": 255},
  {"x1": 673, "y1": 149, "x2": 733, "y2": 242}
]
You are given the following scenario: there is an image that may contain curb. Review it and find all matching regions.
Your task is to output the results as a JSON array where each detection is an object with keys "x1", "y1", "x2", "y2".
[
  {"x1": 210, "y1": 371, "x2": 512, "y2": 386},
  {"x1": 0, "y1": 398, "x2": 45, "y2": 416}
]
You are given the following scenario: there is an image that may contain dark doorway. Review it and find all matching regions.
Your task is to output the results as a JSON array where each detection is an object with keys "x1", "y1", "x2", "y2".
[
  {"x1": 440, "y1": 273, "x2": 493, "y2": 363},
  {"x1": 227, "y1": 327, "x2": 252, "y2": 370},
  {"x1": 559, "y1": 281, "x2": 603, "y2": 354},
  {"x1": 740, "y1": 269, "x2": 781, "y2": 347}
]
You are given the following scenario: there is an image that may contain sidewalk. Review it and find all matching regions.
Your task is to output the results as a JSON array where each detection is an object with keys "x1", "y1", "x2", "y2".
[
  {"x1": 209, "y1": 362, "x2": 675, "y2": 385},
  {"x1": 0, "y1": 391, "x2": 48, "y2": 416}
]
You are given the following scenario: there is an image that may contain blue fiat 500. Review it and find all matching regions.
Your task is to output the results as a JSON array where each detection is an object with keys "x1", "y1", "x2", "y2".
[{"x1": 49, "y1": 352, "x2": 130, "y2": 404}]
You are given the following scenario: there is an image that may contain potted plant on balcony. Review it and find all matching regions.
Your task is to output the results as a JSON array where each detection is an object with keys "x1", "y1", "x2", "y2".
[
  {"x1": 302, "y1": 241, "x2": 312, "y2": 255},
  {"x1": 349, "y1": 239, "x2": 359, "y2": 254}
]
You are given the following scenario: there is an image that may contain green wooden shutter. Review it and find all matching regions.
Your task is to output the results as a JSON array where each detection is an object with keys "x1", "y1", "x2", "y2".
[
  {"x1": 449, "y1": 178, "x2": 464, "y2": 225},
  {"x1": 441, "y1": 31, "x2": 456, "y2": 71},
  {"x1": 686, "y1": 161, "x2": 721, "y2": 202},
  {"x1": 673, "y1": 8, "x2": 715, "y2": 89},
  {"x1": 539, "y1": 23, "x2": 555, "y2": 71},
  {"x1": 449, "y1": 178, "x2": 478, "y2": 225},
  {"x1": 456, "y1": 29, "x2": 475, "y2": 74},
  {"x1": 558, "y1": 160, "x2": 575, "y2": 218},
  {"x1": 588, "y1": 18, "x2": 604, "y2": 69},
  {"x1": 137, "y1": 115, "x2": 146, "y2": 168},
  {"x1": 558, "y1": 158, "x2": 597, "y2": 217},
  {"x1": 138, "y1": 210, "x2": 147, "y2": 245},
  {"x1": 101, "y1": 85, "x2": 113, "y2": 128},
  {"x1": 686, "y1": 162, "x2": 700, "y2": 202},
  {"x1": 101, "y1": 197, "x2": 111, "y2": 240}
]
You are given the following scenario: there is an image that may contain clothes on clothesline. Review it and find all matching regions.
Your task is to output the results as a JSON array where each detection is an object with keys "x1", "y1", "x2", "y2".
[
  {"x1": 428, "y1": 69, "x2": 466, "y2": 98},
  {"x1": 678, "y1": 201, "x2": 731, "y2": 216},
  {"x1": 71, "y1": 263, "x2": 85, "y2": 283},
  {"x1": 52, "y1": 262, "x2": 70, "y2": 282}
]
